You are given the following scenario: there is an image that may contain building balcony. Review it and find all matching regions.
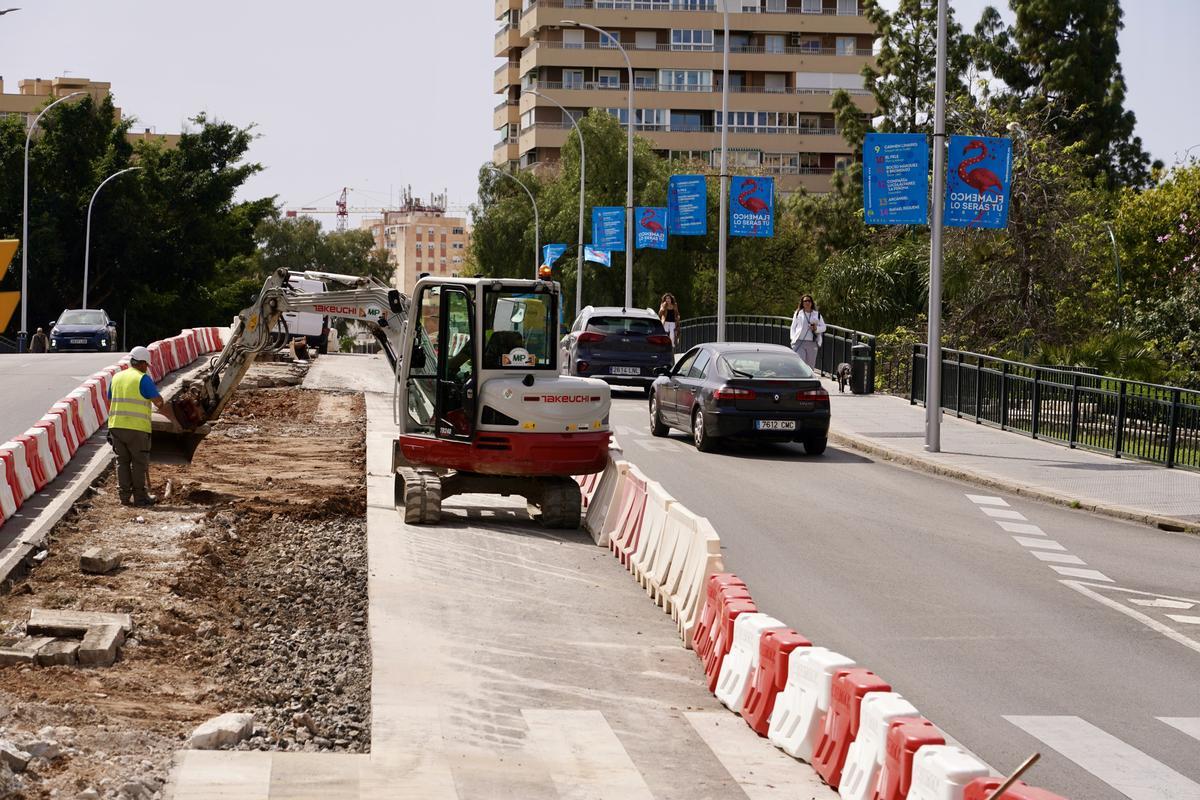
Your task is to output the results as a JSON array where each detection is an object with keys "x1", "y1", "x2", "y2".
[
  {"x1": 520, "y1": 1, "x2": 873, "y2": 39},
  {"x1": 494, "y1": 139, "x2": 519, "y2": 165},
  {"x1": 523, "y1": 80, "x2": 875, "y2": 114},
  {"x1": 518, "y1": 121, "x2": 852, "y2": 155},
  {"x1": 519, "y1": 40, "x2": 874, "y2": 76},
  {"x1": 494, "y1": 99, "x2": 521, "y2": 130},
  {"x1": 494, "y1": 24, "x2": 526, "y2": 58},
  {"x1": 494, "y1": 61, "x2": 520, "y2": 93},
  {"x1": 496, "y1": 0, "x2": 520, "y2": 21}
]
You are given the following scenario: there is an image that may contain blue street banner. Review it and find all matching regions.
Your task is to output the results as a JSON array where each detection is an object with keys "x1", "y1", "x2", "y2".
[
  {"x1": 591, "y1": 206, "x2": 625, "y2": 251},
  {"x1": 729, "y1": 176, "x2": 774, "y2": 238},
  {"x1": 542, "y1": 243, "x2": 568, "y2": 267},
  {"x1": 583, "y1": 246, "x2": 611, "y2": 267},
  {"x1": 863, "y1": 132, "x2": 929, "y2": 226},
  {"x1": 635, "y1": 207, "x2": 669, "y2": 250},
  {"x1": 945, "y1": 135, "x2": 1013, "y2": 229},
  {"x1": 668, "y1": 175, "x2": 707, "y2": 236}
]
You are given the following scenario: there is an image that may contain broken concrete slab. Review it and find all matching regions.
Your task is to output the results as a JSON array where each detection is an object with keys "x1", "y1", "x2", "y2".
[
  {"x1": 26, "y1": 608, "x2": 134, "y2": 637},
  {"x1": 0, "y1": 740, "x2": 31, "y2": 772},
  {"x1": 79, "y1": 547, "x2": 123, "y2": 574},
  {"x1": 187, "y1": 712, "x2": 254, "y2": 750},
  {"x1": 34, "y1": 639, "x2": 80, "y2": 667},
  {"x1": 0, "y1": 648, "x2": 34, "y2": 667},
  {"x1": 78, "y1": 624, "x2": 125, "y2": 667},
  {"x1": 0, "y1": 636, "x2": 55, "y2": 666}
]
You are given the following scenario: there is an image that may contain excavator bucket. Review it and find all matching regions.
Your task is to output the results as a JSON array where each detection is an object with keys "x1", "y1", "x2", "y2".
[{"x1": 149, "y1": 392, "x2": 211, "y2": 464}]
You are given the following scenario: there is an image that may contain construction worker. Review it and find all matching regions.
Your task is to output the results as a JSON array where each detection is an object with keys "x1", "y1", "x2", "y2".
[{"x1": 108, "y1": 346, "x2": 173, "y2": 506}]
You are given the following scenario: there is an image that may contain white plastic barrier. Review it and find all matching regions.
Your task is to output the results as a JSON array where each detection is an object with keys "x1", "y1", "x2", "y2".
[
  {"x1": 67, "y1": 388, "x2": 100, "y2": 437},
  {"x1": 584, "y1": 459, "x2": 626, "y2": 545},
  {"x1": 838, "y1": 691, "x2": 920, "y2": 800},
  {"x1": 0, "y1": 476, "x2": 15, "y2": 522},
  {"x1": 83, "y1": 379, "x2": 109, "y2": 424},
  {"x1": 37, "y1": 415, "x2": 70, "y2": 467},
  {"x1": 23, "y1": 427, "x2": 59, "y2": 485},
  {"x1": 768, "y1": 646, "x2": 857, "y2": 760},
  {"x1": 906, "y1": 745, "x2": 990, "y2": 800},
  {"x1": 715, "y1": 612, "x2": 787, "y2": 711},
  {"x1": 632, "y1": 481, "x2": 674, "y2": 588},
  {"x1": 0, "y1": 442, "x2": 36, "y2": 501},
  {"x1": 601, "y1": 463, "x2": 641, "y2": 550},
  {"x1": 666, "y1": 509, "x2": 723, "y2": 634},
  {"x1": 609, "y1": 467, "x2": 648, "y2": 564},
  {"x1": 51, "y1": 401, "x2": 85, "y2": 450}
]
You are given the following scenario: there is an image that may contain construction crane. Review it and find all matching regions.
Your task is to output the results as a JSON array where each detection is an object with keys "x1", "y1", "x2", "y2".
[{"x1": 284, "y1": 187, "x2": 472, "y2": 231}]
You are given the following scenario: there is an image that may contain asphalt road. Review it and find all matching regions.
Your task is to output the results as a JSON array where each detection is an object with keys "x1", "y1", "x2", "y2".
[
  {"x1": 609, "y1": 390, "x2": 1200, "y2": 800},
  {"x1": 0, "y1": 352, "x2": 118, "y2": 442}
]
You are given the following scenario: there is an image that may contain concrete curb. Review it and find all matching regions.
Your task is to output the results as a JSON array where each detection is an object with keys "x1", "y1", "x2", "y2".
[{"x1": 827, "y1": 428, "x2": 1200, "y2": 535}]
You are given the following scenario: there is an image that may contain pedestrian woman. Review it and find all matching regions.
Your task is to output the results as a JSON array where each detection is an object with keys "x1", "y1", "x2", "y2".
[
  {"x1": 659, "y1": 293, "x2": 681, "y2": 349},
  {"x1": 789, "y1": 294, "x2": 826, "y2": 369}
]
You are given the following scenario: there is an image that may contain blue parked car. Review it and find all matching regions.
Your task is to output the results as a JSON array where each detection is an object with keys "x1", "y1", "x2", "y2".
[
  {"x1": 559, "y1": 306, "x2": 675, "y2": 394},
  {"x1": 50, "y1": 309, "x2": 118, "y2": 352}
]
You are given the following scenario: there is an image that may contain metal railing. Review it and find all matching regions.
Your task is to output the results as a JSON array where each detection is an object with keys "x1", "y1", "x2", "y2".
[
  {"x1": 910, "y1": 345, "x2": 1200, "y2": 471},
  {"x1": 530, "y1": 80, "x2": 871, "y2": 96},
  {"x1": 521, "y1": 121, "x2": 840, "y2": 135},
  {"x1": 525, "y1": 40, "x2": 873, "y2": 57},
  {"x1": 523, "y1": 0, "x2": 864, "y2": 16},
  {"x1": 677, "y1": 315, "x2": 875, "y2": 382},
  {"x1": 0, "y1": 335, "x2": 15, "y2": 354}
]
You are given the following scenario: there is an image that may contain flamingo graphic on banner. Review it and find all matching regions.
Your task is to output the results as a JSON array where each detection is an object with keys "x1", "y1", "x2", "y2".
[
  {"x1": 945, "y1": 135, "x2": 1012, "y2": 229},
  {"x1": 636, "y1": 207, "x2": 668, "y2": 249},
  {"x1": 730, "y1": 176, "x2": 774, "y2": 237}
]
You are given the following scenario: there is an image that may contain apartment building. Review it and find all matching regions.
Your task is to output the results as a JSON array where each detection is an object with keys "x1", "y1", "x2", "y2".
[
  {"x1": 0, "y1": 75, "x2": 180, "y2": 147},
  {"x1": 363, "y1": 195, "x2": 472, "y2": 296},
  {"x1": 493, "y1": 0, "x2": 878, "y2": 194}
]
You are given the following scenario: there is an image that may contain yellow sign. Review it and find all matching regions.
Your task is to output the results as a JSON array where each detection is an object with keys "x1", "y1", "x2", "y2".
[
  {"x1": 0, "y1": 240, "x2": 16, "y2": 272},
  {"x1": 0, "y1": 240, "x2": 18, "y2": 332}
]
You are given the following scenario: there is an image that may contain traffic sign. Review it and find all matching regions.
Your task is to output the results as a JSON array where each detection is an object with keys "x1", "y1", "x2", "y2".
[{"x1": 0, "y1": 240, "x2": 19, "y2": 332}]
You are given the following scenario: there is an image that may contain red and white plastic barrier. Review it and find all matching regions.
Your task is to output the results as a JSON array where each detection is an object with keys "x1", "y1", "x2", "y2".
[
  {"x1": 714, "y1": 612, "x2": 787, "y2": 712},
  {"x1": 839, "y1": 692, "x2": 918, "y2": 800},
  {"x1": 768, "y1": 646, "x2": 857, "y2": 760}
]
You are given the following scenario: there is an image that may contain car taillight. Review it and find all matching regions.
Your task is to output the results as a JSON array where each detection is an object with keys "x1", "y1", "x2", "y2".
[
  {"x1": 577, "y1": 332, "x2": 606, "y2": 343},
  {"x1": 647, "y1": 335, "x2": 672, "y2": 346},
  {"x1": 797, "y1": 388, "x2": 830, "y2": 405},
  {"x1": 714, "y1": 387, "x2": 756, "y2": 402}
]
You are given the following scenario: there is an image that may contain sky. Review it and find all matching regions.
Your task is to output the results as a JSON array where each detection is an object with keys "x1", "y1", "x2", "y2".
[{"x1": 3, "y1": 1, "x2": 1197, "y2": 229}]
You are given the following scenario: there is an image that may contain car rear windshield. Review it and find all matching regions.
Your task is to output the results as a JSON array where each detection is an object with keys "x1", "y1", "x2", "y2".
[
  {"x1": 586, "y1": 316, "x2": 666, "y2": 336},
  {"x1": 717, "y1": 351, "x2": 813, "y2": 379},
  {"x1": 58, "y1": 311, "x2": 107, "y2": 326}
]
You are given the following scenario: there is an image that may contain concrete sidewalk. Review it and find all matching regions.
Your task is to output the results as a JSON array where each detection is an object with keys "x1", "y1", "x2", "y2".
[
  {"x1": 820, "y1": 379, "x2": 1200, "y2": 531},
  {"x1": 169, "y1": 358, "x2": 835, "y2": 799}
]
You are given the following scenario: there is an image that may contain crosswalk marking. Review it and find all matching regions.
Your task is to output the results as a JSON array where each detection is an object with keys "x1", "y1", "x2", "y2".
[
  {"x1": 1004, "y1": 715, "x2": 1200, "y2": 800},
  {"x1": 522, "y1": 710, "x2": 654, "y2": 800},
  {"x1": 1048, "y1": 565, "x2": 1113, "y2": 582},
  {"x1": 1159, "y1": 717, "x2": 1200, "y2": 743},
  {"x1": 1130, "y1": 598, "x2": 1194, "y2": 610},
  {"x1": 1061, "y1": 581, "x2": 1200, "y2": 655},
  {"x1": 1166, "y1": 614, "x2": 1200, "y2": 625},
  {"x1": 982, "y1": 507, "x2": 1027, "y2": 520},
  {"x1": 995, "y1": 521, "x2": 1046, "y2": 535},
  {"x1": 1029, "y1": 551, "x2": 1087, "y2": 565},
  {"x1": 1013, "y1": 536, "x2": 1066, "y2": 550},
  {"x1": 967, "y1": 495, "x2": 1008, "y2": 506},
  {"x1": 685, "y1": 711, "x2": 838, "y2": 799}
]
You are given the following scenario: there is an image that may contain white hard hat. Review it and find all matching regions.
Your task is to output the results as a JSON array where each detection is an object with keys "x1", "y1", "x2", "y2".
[{"x1": 130, "y1": 346, "x2": 152, "y2": 362}]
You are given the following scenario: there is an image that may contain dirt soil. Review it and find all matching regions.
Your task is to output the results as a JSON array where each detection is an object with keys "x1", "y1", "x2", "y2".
[{"x1": 0, "y1": 368, "x2": 370, "y2": 800}]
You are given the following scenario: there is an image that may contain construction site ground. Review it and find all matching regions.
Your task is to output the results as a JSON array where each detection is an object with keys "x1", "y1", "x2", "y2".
[{"x1": 0, "y1": 358, "x2": 371, "y2": 799}]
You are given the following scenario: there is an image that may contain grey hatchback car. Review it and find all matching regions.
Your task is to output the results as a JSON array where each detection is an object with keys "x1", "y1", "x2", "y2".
[{"x1": 560, "y1": 306, "x2": 675, "y2": 392}]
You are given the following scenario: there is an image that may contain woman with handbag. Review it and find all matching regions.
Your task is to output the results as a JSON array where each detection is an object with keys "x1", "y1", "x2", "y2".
[{"x1": 789, "y1": 294, "x2": 825, "y2": 369}]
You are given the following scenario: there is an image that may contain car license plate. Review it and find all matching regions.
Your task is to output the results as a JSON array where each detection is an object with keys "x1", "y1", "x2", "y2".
[
  {"x1": 610, "y1": 366, "x2": 640, "y2": 376},
  {"x1": 70, "y1": 338, "x2": 88, "y2": 344},
  {"x1": 755, "y1": 419, "x2": 796, "y2": 431}
]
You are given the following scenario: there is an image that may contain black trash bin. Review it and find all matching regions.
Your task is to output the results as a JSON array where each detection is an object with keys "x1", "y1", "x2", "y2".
[{"x1": 851, "y1": 343, "x2": 875, "y2": 394}]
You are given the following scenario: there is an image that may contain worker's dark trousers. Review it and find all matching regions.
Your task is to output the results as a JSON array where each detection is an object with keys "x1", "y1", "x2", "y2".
[{"x1": 110, "y1": 428, "x2": 151, "y2": 502}]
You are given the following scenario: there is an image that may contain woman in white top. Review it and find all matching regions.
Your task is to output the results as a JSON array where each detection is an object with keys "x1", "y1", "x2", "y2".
[
  {"x1": 789, "y1": 294, "x2": 826, "y2": 369},
  {"x1": 659, "y1": 293, "x2": 681, "y2": 349}
]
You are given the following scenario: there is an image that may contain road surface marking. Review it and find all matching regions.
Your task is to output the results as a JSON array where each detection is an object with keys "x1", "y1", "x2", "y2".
[
  {"x1": 995, "y1": 521, "x2": 1046, "y2": 535},
  {"x1": 967, "y1": 494, "x2": 1008, "y2": 506},
  {"x1": 522, "y1": 709, "x2": 654, "y2": 800},
  {"x1": 1003, "y1": 715, "x2": 1200, "y2": 800},
  {"x1": 1012, "y1": 536, "x2": 1066, "y2": 550},
  {"x1": 1159, "y1": 717, "x2": 1200, "y2": 742},
  {"x1": 1129, "y1": 598, "x2": 1195, "y2": 610},
  {"x1": 1166, "y1": 614, "x2": 1200, "y2": 625},
  {"x1": 1029, "y1": 551, "x2": 1087, "y2": 565},
  {"x1": 1061, "y1": 581, "x2": 1200, "y2": 655},
  {"x1": 685, "y1": 711, "x2": 837, "y2": 798},
  {"x1": 1048, "y1": 566, "x2": 1113, "y2": 581},
  {"x1": 981, "y1": 507, "x2": 1027, "y2": 520}
]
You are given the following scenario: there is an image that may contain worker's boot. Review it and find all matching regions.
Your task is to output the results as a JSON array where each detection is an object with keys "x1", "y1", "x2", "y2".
[{"x1": 133, "y1": 494, "x2": 159, "y2": 508}]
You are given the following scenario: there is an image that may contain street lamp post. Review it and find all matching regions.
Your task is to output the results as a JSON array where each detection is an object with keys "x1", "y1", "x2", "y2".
[
  {"x1": 526, "y1": 89, "x2": 586, "y2": 316},
  {"x1": 716, "y1": 3, "x2": 731, "y2": 341},
  {"x1": 485, "y1": 165, "x2": 540, "y2": 278},
  {"x1": 562, "y1": 20, "x2": 633, "y2": 308},
  {"x1": 1103, "y1": 222, "x2": 1123, "y2": 329},
  {"x1": 925, "y1": 0, "x2": 948, "y2": 452},
  {"x1": 84, "y1": 166, "x2": 141, "y2": 309},
  {"x1": 19, "y1": 90, "x2": 87, "y2": 352}
]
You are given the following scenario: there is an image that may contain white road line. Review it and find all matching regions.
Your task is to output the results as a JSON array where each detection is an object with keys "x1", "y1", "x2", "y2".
[
  {"x1": 1029, "y1": 551, "x2": 1087, "y2": 565},
  {"x1": 1061, "y1": 581, "x2": 1200, "y2": 655},
  {"x1": 981, "y1": 507, "x2": 1027, "y2": 520},
  {"x1": 1159, "y1": 717, "x2": 1200, "y2": 743},
  {"x1": 1049, "y1": 566, "x2": 1113, "y2": 582},
  {"x1": 1166, "y1": 614, "x2": 1200, "y2": 625},
  {"x1": 967, "y1": 494, "x2": 1008, "y2": 506},
  {"x1": 995, "y1": 521, "x2": 1046, "y2": 535},
  {"x1": 1003, "y1": 715, "x2": 1200, "y2": 800},
  {"x1": 1129, "y1": 598, "x2": 1195, "y2": 610},
  {"x1": 1013, "y1": 536, "x2": 1066, "y2": 550},
  {"x1": 685, "y1": 711, "x2": 837, "y2": 799},
  {"x1": 522, "y1": 710, "x2": 654, "y2": 800}
]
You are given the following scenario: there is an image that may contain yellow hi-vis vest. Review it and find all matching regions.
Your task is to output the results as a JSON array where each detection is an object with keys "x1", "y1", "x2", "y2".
[{"x1": 108, "y1": 367, "x2": 153, "y2": 434}]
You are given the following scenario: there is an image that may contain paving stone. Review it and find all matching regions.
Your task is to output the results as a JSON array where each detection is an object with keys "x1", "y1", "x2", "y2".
[
  {"x1": 187, "y1": 712, "x2": 254, "y2": 749},
  {"x1": 79, "y1": 547, "x2": 123, "y2": 575},
  {"x1": 78, "y1": 625, "x2": 125, "y2": 668},
  {"x1": 26, "y1": 608, "x2": 134, "y2": 637},
  {"x1": 34, "y1": 639, "x2": 80, "y2": 667}
]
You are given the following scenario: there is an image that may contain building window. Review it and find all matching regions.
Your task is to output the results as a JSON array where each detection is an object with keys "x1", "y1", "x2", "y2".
[
  {"x1": 563, "y1": 69, "x2": 584, "y2": 89},
  {"x1": 659, "y1": 69, "x2": 713, "y2": 92},
  {"x1": 452, "y1": 227, "x2": 465, "y2": 235},
  {"x1": 729, "y1": 150, "x2": 761, "y2": 168},
  {"x1": 598, "y1": 69, "x2": 621, "y2": 88},
  {"x1": 634, "y1": 70, "x2": 657, "y2": 89},
  {"x1": 563, "y1": 29, "x2": 585, "y2": 49},
  {"x1": 802, "y1": 0, "x2": 822, "y2": 12},
  {"x1": 716, "y1": 111, "x2": 799, "y2": 132},
  {"x1": 599, "y1": 30, "x2": 620, "y2": 49},
  {"x1": 670, "y1": 29, "x2": 714, "y2": 52},
  {"x1": 635, "y1": 31, "x2": 657, "y2": 50},
  {"x1": 763, "y1": 152, "x2": 800, "y2": 174},
  {"x1": 838, "y1": 0, "x2": 858, "y2": 14},
  {"x1": 606, "y1": 108, "x2": 669, "y2": 131},
  {"x1": 836, "y1": 37, "x2": 857, "y2": 56},
  {"x1": 671, "y1": 112, "x2": 703, "y2": 132},
  {"x1": 765, "y1": 34, "x2": 786, "y2": 54},
  {"x1": 670, "y1": 0, "x2": 716, "y2": 9}
]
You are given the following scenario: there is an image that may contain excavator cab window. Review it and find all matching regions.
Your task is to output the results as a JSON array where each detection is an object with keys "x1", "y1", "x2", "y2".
[
  {"x1": 436, "y1": 287, "x2": 475, "y2": 441},
  {"x1": 481, "y1": 290, "x2": 556, "y2": 370},
  {"x1": 405, "y1": 286, "x2": 440, "y2": 433}
]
